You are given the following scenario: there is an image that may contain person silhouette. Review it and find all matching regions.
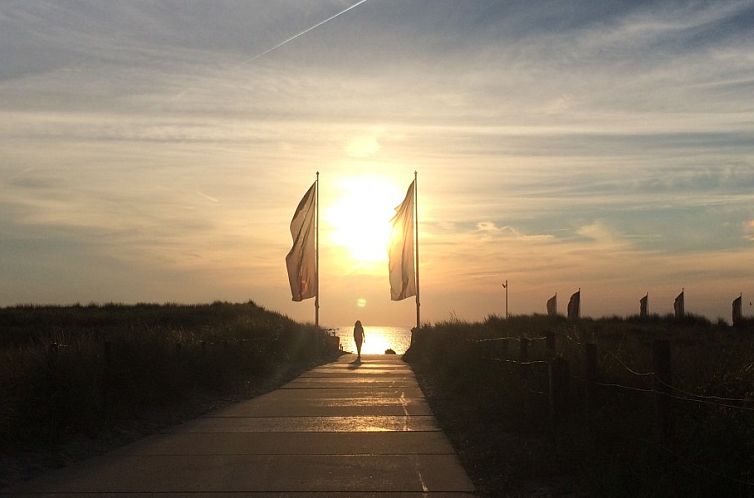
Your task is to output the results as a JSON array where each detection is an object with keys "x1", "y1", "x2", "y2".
[{"x1": 353, "y1": 320, "x2": 365, "y2": 360}]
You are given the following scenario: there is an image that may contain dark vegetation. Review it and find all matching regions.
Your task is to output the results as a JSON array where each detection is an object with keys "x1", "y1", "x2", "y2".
[
  {"x1": 0, "y1": 301, "x2": 339, "y2": 488},
  {"x1": 405, "y1": 314, "x2": 754, "y2": 497}
]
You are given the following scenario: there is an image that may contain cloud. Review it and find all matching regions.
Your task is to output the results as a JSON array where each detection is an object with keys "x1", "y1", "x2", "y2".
[
  {"x1": 1, "y1": 1, "x2": 753, "y2": 323},
  {"x1": 745, "y1": 220, "x2": 754, "y2": 241},
  {"x1": 576, "y1": 221, "x2": 626, "y2": 247},
  {"x1": 476, "y1": 221, "x2": 555, "y2": 242},
  {"x1": 345, "y1": 134, "x2": 380, "y2": 158},
  {"x1": 196, "y1": 191, "x2": 219, "y2": 203}
]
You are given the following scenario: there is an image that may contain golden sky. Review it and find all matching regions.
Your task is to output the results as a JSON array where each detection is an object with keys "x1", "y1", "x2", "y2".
[{"x1": 1, "y1": 1, "x2": 753, "y2": 325}]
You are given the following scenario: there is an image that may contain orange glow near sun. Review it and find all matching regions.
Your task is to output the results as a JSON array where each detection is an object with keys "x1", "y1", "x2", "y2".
[{"x1": 324, "y1": 175, "x2": 402, "y2": 265}]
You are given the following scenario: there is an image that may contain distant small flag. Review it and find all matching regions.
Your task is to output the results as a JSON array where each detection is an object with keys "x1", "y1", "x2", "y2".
[
  {"x1": 674, "y1": 289, "x2": 684, "y2": 319},
  {"x1": 567, "y1": 289, "x2": 580, "y2": 320},
  {"x1": 546, "y1": 294, "x2": 557, "y2": 317},
  {"x1": 285, "y1": 182, "x2": 317, "y2": 302},
  {"x1": 732, "y1": 294, "x2": 743, "y2": 326},
  {"x1": 640, "y1": 293, "x2": 648, "y2": 318}
]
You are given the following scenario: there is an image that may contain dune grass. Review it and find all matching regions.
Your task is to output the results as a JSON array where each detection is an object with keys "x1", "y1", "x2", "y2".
[
  {"x1": 0, "y1": 301, "x2": 339, "y2": 487},
  {"x1": 405, "y1": 314, "x2": 754, "y2": 496}
]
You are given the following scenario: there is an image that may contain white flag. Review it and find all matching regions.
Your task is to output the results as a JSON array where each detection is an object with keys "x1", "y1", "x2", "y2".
[
  {"x1": 567, "y1": 290, "x2": 580, "y2": 319},
  {"x1": 389, "y1": 180, "x2": 416, "y2": 301},
  {"x1": 674, "y1": 290, "x2": 684, "y2": 318},
  {"x1": 285, "y1": 182, "x2": 316, "y2": 301},
  {"x1": 547, "y1": 294, "x2": 557, "y2": 316}
]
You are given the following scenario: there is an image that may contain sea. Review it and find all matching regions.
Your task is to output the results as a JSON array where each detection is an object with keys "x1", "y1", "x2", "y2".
[{"x1": 331, "y1": 326, "x2": 412, "y2": 355}]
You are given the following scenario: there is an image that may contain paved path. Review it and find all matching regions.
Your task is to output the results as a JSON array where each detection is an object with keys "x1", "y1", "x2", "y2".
[{"x1": 4, "y1": 354, "x2": 475, "y2": 496}]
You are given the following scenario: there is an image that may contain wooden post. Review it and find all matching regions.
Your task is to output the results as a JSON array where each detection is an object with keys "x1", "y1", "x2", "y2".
[
  {"x1": 578, "y1": 326, "x2": 589, "y2": 344},
  {"x1": 584, "y1": 342, "x2": 598, "y2": 432},
  {"x1": 549, "y1": 356, "x2": 569, "y2": 435},
  {"x1": 47, "y1": 342, "x2": 58, "y2": 370},
  {"x1": 104, "y1": 341, "x2": 112, "y2": 367},
  {"x1": 653, "y1": 339, "x2": 673, "y2": 444},
  {"x1": 519, "y1": 336, "x2": 529, "y2": 362},
  {"x1": 519, "y1": 336, "x2": 530, "y2": 376},
  {"x1": 101, "y1": 341, "x2": 114, "y2": 413},
  {"x1": 499, "y1": 338, "x2": 509, "y2": 357},
  {"x1": 46, "y1": 342, "x2": 60, "y2": 440},
  {"x1": 546, "y1": 331, "x2": 556, "y2": 359}
]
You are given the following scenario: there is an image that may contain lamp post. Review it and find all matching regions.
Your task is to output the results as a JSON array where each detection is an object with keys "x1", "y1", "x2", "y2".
[{"x1": 502, "y1": 280, "x2": 509, "y2": 319}]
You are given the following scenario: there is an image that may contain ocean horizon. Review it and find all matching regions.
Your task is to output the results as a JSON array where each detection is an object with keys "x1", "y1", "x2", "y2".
[{"x1": 331, "y1": 325, "x2": 412, "y2": 355}]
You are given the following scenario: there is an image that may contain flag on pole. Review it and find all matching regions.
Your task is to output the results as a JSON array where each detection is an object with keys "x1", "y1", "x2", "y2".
[
  {"x1": 546, "y1": 294, "x2": 557, "y2": 316},
  {"x1": 674, "y1": 290, "x2": 684, "y2": 319},
  {"x1": 568, "y1": 290, "x2": 580, "y2": 319},
  {"x1": 640, "y1": 293, "x2": 648, "y2": 318},
  {"x1": 285, "y1": 182, "x2": 317, "y2": 302},
  {"x1": 389, "y1": 180, "x2": 416, "y2": 301},
  {"x1": 732, "y1": 294, "x2": 743, "y2": 326}
]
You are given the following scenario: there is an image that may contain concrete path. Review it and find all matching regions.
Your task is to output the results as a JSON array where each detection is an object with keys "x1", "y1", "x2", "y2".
[{"x1": 4, "y1": 354, "x2": 475, "y2": 496}]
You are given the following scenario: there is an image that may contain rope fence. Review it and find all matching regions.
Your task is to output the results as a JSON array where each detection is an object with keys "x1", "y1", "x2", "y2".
[
  {"x1": 465, "y1": 328, "x2": 754, "y2": 487},
  {"x1": 489, "y1": 358, "x2": 549, "y2": 366},
  {"x1": 602, "y1": 349, "x2": 655, "y2": 377},
  {"x1": 474, "y1": 336, "x2": 520, "y2": 343}
]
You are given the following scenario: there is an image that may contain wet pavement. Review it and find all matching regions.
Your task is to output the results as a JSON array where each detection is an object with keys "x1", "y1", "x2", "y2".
[{"x1": 3, "y1": 354, "x2": 475, "y2": 496}]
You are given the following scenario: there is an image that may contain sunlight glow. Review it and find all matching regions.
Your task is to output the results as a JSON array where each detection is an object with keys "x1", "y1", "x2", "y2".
[
  {"x1": 336, "y1": 326, "x2": 411, "y2": 355},
  {"x1": 346, "y1": 135, "x2": 380, "y2": 158},
  {"x1": 324, "y1": 175, "x2": 402, "y2": 264},
  {"x1": 359, "y1": 327, "x2": 392, "y2": 354}
]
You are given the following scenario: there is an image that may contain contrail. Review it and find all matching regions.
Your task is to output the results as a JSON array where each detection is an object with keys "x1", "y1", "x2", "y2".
[
  {"x1": 244, "y1": 0, "x2": 370, "y2": 64},
  {"x1": 167, "y1": 0, "x2": 370, "y2": 104}
]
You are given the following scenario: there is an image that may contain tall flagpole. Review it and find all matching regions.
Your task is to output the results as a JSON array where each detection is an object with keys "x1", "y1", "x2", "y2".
[
  {"x1": 414, "y1": 171, "x2": 420, "y2": 329},
  {"x1": 502, "y1": 280, "x2": 508, "y2": 318},
  {"x1": 315, "y1": 171, "x2": 320, "y2": 328}
]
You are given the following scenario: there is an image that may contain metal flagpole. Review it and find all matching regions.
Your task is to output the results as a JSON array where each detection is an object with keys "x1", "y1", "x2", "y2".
[
  {"x1": 502, "y1": 280, "x2": 509, "y2": 318},
  {"x1": 315, "y1": 171, "x2": 320, "y2": 328},
  {"x1": 414, "y1": 171, "x2": 420, "y2": 329}
]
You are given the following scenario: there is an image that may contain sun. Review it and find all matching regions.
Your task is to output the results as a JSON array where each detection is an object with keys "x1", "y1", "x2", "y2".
[{"x1": 323, "y1": 175, "x2": 402, "y2": 264}]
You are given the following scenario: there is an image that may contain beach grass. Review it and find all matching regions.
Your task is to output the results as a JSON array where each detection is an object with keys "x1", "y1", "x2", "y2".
[
  {"x1": 406, "y1": 314, "x2": 754, "y2": 496},
  {"x1": 0, "y1": 301, "x2": 339, "y2": 487}
]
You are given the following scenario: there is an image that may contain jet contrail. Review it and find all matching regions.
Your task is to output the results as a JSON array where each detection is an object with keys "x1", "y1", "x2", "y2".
[
  {"x1": 244, "y1": 0, "x2": 370, "y2": 64},
  {"x1": 166, "y1": 0, "x2": 370, "y2": 105}
]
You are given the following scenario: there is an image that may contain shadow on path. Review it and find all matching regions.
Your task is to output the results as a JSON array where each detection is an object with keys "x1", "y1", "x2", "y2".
[{"x1": 348, "y1": 358, "x2": 363, "y2": 369}]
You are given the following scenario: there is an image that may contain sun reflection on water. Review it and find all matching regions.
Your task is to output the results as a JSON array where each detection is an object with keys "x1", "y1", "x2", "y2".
[{"x1": 334, "y1": 326, "x2": 411, "y2": 355}]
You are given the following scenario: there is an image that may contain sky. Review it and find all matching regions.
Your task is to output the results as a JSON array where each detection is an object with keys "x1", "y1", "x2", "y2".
[{"x1": 1, "y1": 0, "x2": 753, "y2": 326}]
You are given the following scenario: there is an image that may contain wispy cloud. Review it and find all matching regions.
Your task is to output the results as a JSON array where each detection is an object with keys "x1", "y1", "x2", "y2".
[
  {"x1": 1, "y1": 1, "x2": 753, "y2": 323},
  {"x1": 196, "y1": 191, "x2": 219, "y2": 203}
]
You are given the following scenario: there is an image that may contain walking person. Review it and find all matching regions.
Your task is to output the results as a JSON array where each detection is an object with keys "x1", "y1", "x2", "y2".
[{"x1": 353, "y1": 320, "x2": 365, "y2": 361}]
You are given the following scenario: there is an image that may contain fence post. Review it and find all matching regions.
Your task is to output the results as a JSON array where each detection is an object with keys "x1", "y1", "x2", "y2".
[
  {"x1": 499, "y1": 338, "x2": 509, "y2": 357},
  {"x1": 549, "y1": 356, "x2": 569, "y2": 435},
  {"x1": 519, "y1": 336, "x2": 529, "y2": 361},
  {"x1": 46, "y1": 342, "x2": 60, "y2": 440},
  {"x1": 546, "y1": 331, "x2": 556, "y2": 359},
  {"x1": 584, "y1": 342, "x2": 598, "y2": 433},
  {"x1": 103, "y1": 341, "x2": 112, "y2": 368},
  {"x1": 47, "y1": 342, "x2": 58, "y2": 370},
  {"x1": 101, "y1": 341, "x2": 113, "y2": 414},
  {"x1": 653, "y1": 339, "x2": 673, "y2": 444},
  {"x1": 519, "y1": 336, "x2": 530, "y2": 375}
]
